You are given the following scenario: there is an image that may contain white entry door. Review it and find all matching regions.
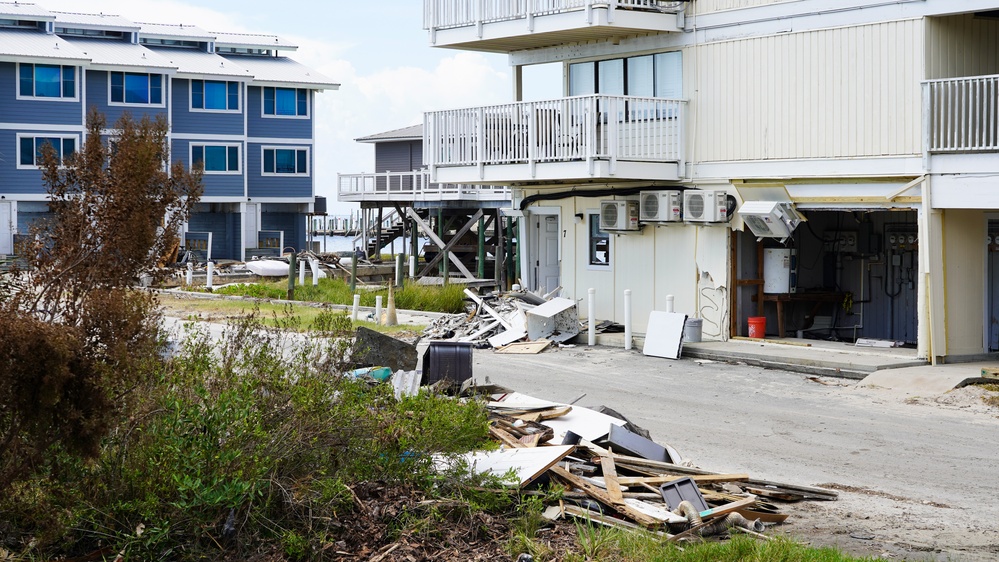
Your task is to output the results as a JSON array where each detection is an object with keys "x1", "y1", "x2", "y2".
[
  {"x1": 532, "y1": 214, "x2": 560, "y2": 294},
  {"x1": 244, "y1": 203, "x2": 258, "y2": 252},
  {"x1": 0, "y1": 202, "x2": 11, "y2": 255}
]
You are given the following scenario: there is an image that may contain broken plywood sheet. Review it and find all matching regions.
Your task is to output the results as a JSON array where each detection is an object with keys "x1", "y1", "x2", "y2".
[
  {"x1": 542, "y1": 405, "x2": 627, "y2": 443},
  {"x1": 488, "y1": 328, "x2": 527, "y2": 348},
  {"x1": 495, "y1": 339, "x2": 552, "y2": 354},
  {"x1": 643, "y1": 311, "x2": 688, "y2": 359},
  {"x1": 453, "y1": 444, "x2": 575, "y2": 487}
]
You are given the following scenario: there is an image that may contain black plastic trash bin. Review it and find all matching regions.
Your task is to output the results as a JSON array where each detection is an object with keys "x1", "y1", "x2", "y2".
[{"x1": 421, "y1": 341, "x2": 473, "y2": 388}]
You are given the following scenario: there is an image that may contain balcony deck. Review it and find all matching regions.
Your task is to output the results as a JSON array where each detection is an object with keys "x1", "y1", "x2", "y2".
[
  {"x1": 425, "y1": 94, "x2": 685, "y2": 185},
  {"x1": 424, "y1": 0, "x2": 685, "y2": 53},
  {"x1": 337, "y1": 170, "x2": 512, "y2": 204}
]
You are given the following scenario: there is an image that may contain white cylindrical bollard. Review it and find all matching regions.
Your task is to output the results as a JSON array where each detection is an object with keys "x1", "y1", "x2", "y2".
[
  {"x1": 666, "y1": 294, "x2": 675, "y2": 313},
  {"x1": 351, "y1": 294, "x2": 361, "y2": 322},
  {"x1": 311, "y1": 258, "x2": 319, "y2": 286},
  {"x1": 299, "y1": 258, "x2": 306, "y2": 285},
  {"x1": 375, "y1": 295, "x2": 383, "y2": 326},
  {"x1": 186, "y1": 262, "x2": 193, "y2": 285},
  {"x1": 206, "y1": 262, "x2": 214, "y2": 290},
  {"x1": 624, "y1": 289, "x2": 632, "y2": 351},
  {"x1": 409, "y1": 255, "x2": 416, "y2": 278},
  {"x1": 588, "y1": 288, "x2": 596, "y2": 347}
]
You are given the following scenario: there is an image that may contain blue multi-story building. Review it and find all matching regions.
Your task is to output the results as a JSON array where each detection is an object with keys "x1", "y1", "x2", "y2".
[{"x1": 0, "y1": 2, "x2": 338, "y2": 261}]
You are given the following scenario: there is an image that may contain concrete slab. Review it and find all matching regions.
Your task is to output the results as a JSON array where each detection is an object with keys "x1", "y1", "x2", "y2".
[{"x1": 858, "y1": 362, "x2": 999, "y2": 394}]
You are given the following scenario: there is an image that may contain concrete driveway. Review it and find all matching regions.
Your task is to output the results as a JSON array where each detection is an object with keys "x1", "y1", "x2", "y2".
[{"x1": 469, "y1": 344, "x2": 999, "y2": 561}]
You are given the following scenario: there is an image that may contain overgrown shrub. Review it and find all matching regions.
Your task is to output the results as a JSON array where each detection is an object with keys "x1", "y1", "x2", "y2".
[{"x1": 1, "y1": 310, "x2": 491, "y2": 559}]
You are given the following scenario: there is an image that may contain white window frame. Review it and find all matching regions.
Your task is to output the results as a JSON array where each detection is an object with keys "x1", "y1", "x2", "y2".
[
  {"x1": 16, "y1": 133, "x2": 80, "y2": 170},
  {"x1": 107, "y1": 71, "x2": 167, "y2": 108},
  {"x1": 190, "y1": 142, "x2": 242, "y2": 175},
  {"x1": 260, "y1": 145, "x2": 310, "y2": 177},
  {"x1": 15, "y1": 62, "x2": 79, "y2": 102},
  {"x1": 260, "y1": 86, "x2": 310, "y2": 120},
  {"x1": 586, "y1": 210, "x2": 612, "y2": 271},
  {"x1": 189, "y1": 79, "x2": 242, "y2": 113}
]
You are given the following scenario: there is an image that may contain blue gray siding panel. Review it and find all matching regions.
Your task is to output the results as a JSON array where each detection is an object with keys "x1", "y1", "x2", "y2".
[
  {"x1": 246, "y1": 86, "x2": 312, "y2": 139},
  {"x1": 0, "y1": 63, "x2": 83, "y2": 125},
  {"x1": 171, "y1": 138, "x2": 245, "y2": 198},
  {"x1": 262, "y1": 211, "x2": 305, "y2": 252},
  {"x1": 188, "y1": 208, "x2": 241, "y2": 261},
  {"x1": 170, "y1": 78, "x2": 245, "y2": 136},
  {"x1": 247, "y1": 142, "x2": 312, "y2": 199},
  {"x1": 0, "y1": 129, "x2": 79, "y2": 196},
  {"x1": 85, "y1": 70, "x2": 168, "y2": 124}
]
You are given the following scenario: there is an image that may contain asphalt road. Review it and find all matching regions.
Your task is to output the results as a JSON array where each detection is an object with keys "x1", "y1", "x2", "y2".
[{"x1": 469, "y1": 344, "x2": 999, "y2": 561}]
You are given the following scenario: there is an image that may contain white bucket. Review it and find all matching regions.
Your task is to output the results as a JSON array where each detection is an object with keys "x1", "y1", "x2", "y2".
[{"x1": 683, "y1": 318, "x2": 703, "y2": 343}]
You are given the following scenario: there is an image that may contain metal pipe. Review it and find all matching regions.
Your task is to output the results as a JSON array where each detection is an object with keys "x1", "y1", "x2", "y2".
[
  {"x1": 588, "y1": 288, "x2": 596, "y2": 346},
  {"x1": 624, "y1": 289, "x2": 633, "y2": 350}
]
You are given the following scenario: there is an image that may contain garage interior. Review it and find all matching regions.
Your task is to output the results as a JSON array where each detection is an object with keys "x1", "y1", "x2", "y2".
[{"x1": 734, "y1": 209, "x2": 919, "y2": 345}]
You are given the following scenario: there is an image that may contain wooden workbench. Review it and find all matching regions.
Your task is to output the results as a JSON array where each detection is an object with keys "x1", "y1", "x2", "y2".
[{"x1": 761, "y1": 291, "x2": 846, "y2": 338}]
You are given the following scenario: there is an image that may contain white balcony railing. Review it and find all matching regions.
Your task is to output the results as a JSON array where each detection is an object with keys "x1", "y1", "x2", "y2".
[
  {"x1": 424, "y1": 94, "x2": 685, "y2": 173},
  {"x1": 424, "y1": 0, "x2": 686, "y2": 31},
  {"x1": 925, "y1": 75, "x2": 999, "y2": 153},
  {"x1": 337, "y1": 170, "x2": 512, "y2": 202}
]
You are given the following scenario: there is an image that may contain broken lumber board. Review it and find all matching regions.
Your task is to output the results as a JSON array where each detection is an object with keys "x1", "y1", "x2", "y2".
[
  {"x1": 599, "y1": 454, "x2": 624, "y2": 505},
  {"x1": 698, "y1": 495, "x2": 757, "y2": 519},
  {"x1": 463, "y1": 289, "x2": 514, "y2": 331},
  {"x1": 489, "y1": 425, "x2": 524, "y2": 449},
  {"x1": 616, "y1": 474, "x2": 750, "y2": 486},
  {"x1": 735, "y1": 509, "x2": 789, "y2": 524},
  {"x1": 512, "y1": 406, "x2": 572, "y2": 423},
  {"x1": 981, "y1": 367, "x2": 999, "y2": 379},
  {"x1": 610, "y1": 454, "x2": 838, "y2": 501},
  {"x1": 562, "y1": 504, "x2": 671, "y2": 537},
  {"x1": 549, "y1": 466, "x2": 662, "y2": 528},
  {"x1": 495, "y1": 339, "x2": 552, "y2": 354}
]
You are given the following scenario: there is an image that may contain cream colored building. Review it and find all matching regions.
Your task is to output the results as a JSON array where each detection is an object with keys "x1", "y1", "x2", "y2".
[{"x1": 421, "y1": 0, "x2": 999, "y2": 362}]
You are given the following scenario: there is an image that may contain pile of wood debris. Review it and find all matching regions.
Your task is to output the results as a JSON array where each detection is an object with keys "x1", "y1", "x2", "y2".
[
  {"x1": 444, "y1": 386, "x2": 838, "y2": 542},
  {"x1": 424, "y1": 288, "x2": 581, "y2": 351}
]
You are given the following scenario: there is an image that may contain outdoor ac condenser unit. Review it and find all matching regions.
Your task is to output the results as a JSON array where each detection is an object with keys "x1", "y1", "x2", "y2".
[
  {"x1": 738, "y1": 200, "x2": 804, "y2": 240},
  {"x1": 600, "y1": 200, "x2": 640, "y2": 231},
  {"x1": 640, "y1": 190, "x2": 683, "y2": 222},
  {"x1": 683, "y1": 190, "x2": 728, "y2": 223}
]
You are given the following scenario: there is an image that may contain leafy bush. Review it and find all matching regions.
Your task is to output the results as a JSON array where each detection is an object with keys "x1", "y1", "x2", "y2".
[{"x1": 1, "y1": 310, "x2": 491, "y2": 559}]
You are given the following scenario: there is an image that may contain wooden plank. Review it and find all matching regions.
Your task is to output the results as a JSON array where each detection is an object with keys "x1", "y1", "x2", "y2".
[
  {"x1": 489, "y1": 425, "x2": 524, "y2": 449},
  {"x1": 599, "y1": 454, "x2": 624, "y2": 505},
  {"x1": 980, "y1": 367, "x2": 999, "y2": 379},
  {"x1": 616, "y1": 474, "x2": 750, "y2": 486},
  {"x1": 513, "y1": 406, "x2": 573, "y2": 423},
  {"x1": 610, "y1": 454, "x2": 838, "y2": 501},
  {"x1": 408, "y1": 208, "x2": 476, "y2": 280},
  {"x1": 495, "y1": 339, "x2": 552, "y2": 354},
  {"x1": 549, "y1": 466, "x2": 663, "y2": 528},
  {"x1": 698, "y1": 495, "x2": 756, "y2": 519},
  {"x1": 562, "y1": 504, "x2": 671, "y2": 537}
]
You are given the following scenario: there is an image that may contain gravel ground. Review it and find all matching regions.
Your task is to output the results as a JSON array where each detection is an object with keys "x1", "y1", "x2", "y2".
[{"x1": 469, "y1": 345, "x2": 999, "y2": 561}]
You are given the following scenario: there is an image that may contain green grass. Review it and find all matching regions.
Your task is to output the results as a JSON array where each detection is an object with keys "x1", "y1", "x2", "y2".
[{"x1": 210, "y1": 277, "x2": 467, "y2": 314}]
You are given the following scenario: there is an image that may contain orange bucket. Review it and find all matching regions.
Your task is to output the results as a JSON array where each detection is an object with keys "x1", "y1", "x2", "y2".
[{"x1": 748, "y1": 316, "x2": 766, "y2": 339}]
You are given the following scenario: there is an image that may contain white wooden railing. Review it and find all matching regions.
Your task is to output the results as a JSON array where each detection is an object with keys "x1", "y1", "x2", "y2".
[
  {"x1": 925, "y1": 75, "x2": 999, "y2": 153},
  {"x1": 424, "y1": 0, "x2": 686, "y2": 30},
  {"x1": 424, "y1": 94, "x2": 685, "y2": 171},
  {"x1": 337, "y1": 170, "x2": 512, "y2": 202}
]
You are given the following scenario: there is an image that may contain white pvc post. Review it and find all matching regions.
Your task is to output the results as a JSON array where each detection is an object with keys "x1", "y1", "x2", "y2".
[
  {"x1": 587, "y1": 288, "x2": 596, "y2": 346},
  {"x1": 311, "y1": 258, "x2": 319, "y2": 286},
  {"x1": 299, "y1": 259, "x2": 306, "y2": 285},
  {"x1": 624, "y1": 289, "x2": 632, "y2": 350},
  {"x1": 666, "y1": 294, "x2": 675, "y2": 313},
  {"x1": 351, "y1": 294, "x2": 361, "y2": 322},
  {"x1": 186, "y1": 262, "x2": 193, "y2": 285},
  {"x1": 409, "y1": 255, "x2": 416, "y2": 279},
  {"x1": 375, "y1": 295, "x2": 383, "y2": 326},
  {"x1": 206, "y1": 262, "x2": 214, "y2": 290}
]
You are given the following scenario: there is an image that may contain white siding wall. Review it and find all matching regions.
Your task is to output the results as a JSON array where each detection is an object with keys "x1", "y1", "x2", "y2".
[
  {"x1": 530, "y1": 195, "x2": 729, "y2": 337},
  {"x1": 691, "y1": 0, "x2": 788, "y2": 15},
  {"x1": 926, "y1": 14, "x2": 999, "y2": 80},
  {"x1": 691, "y1": 19, "x2": 924, "y2": 163}
]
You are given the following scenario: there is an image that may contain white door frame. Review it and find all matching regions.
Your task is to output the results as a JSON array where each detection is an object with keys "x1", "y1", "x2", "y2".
[
  {"x1": 525, "y1": 206, "x2": 561, "y2": 293},
  {"x1": 0, "y1": 201, "x2": 12, "y2": 255}
]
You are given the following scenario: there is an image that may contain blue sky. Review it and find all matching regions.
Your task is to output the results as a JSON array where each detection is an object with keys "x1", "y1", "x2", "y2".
[{"x1": 37, "y1": 0, "x2": 553, "y2": 214}]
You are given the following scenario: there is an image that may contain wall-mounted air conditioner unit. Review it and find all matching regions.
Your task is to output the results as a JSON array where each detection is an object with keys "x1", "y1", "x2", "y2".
[
  {"x1": 683, "y1": 190, "x2": 728, "y2": 223},
  {"x1": 738, "y1": 200, "x2": 804, "y2": 240},
  {"x1": 640, "y1": 190, "x2": 683, "y2": 222},
  {"x1": 600, "y1": 200, "x2": 640, "y2": 231}
]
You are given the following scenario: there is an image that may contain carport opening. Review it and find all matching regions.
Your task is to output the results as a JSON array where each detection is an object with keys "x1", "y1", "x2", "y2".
[{"x1": 733, "y1": 209, "x2": 918, "y2": 344}]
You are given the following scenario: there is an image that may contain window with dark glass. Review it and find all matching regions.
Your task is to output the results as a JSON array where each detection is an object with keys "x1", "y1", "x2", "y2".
[
  {"x1": 263, "y1": 148, "x2": 308, "y2": 174},
  {"x1": 588, "y1": 212, "x2": 610, "y2": 267},
  {"x1": 263, "y1": 87, "x2": 308, "y2": 116},
  {"x1": 192, "y1": 144, "x2": 240, "y2": 172},
  {"x1": 110, "y1": 72, "x2": 163, "y2": 104},
  {"x1": 191, "y1": 80, "x2": 240, "y2": 110},
  {"x1": 568, "y1": 51, "x2": 682, "y2": 98},
  {"x1": 19, "y1": 136, "x2": 76, "y2": 166},
  {"x1": 19, "y1": 63, "x2": 76, "y2": 98}
]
